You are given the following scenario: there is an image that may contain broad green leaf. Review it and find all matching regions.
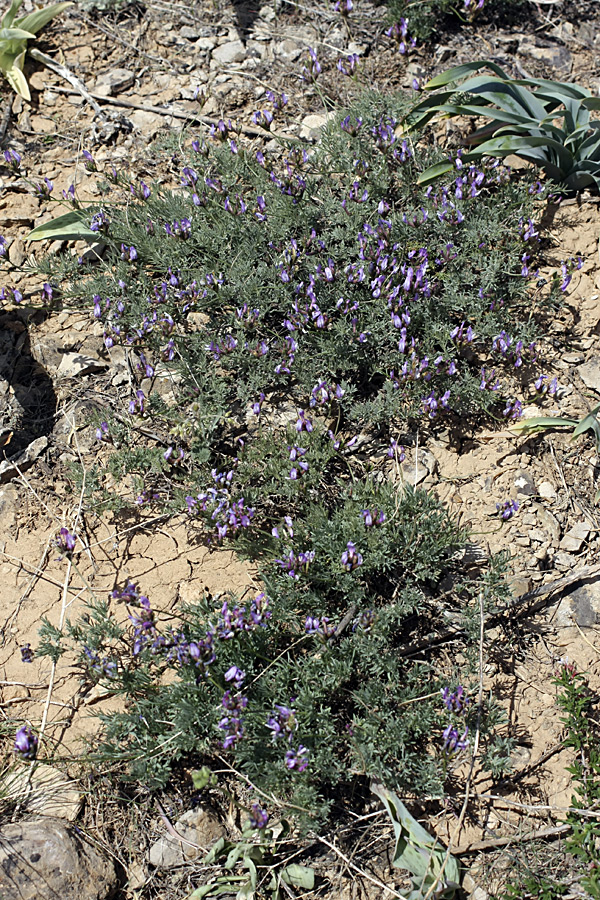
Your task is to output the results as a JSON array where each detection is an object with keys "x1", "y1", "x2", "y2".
[
  {"x1": 1, "y1": 0, "x2": 23, "y2": 29},
  {"x1": 513, "y1": 77, "x2": 591, "y2": 101},
  {"x1": 583, "y1": 97, "x2": 600, "y2": 112},
  {"x1": 0, "y1": 26, "x2": 34, "y2": 40},
  {"x1": 416, "y1": 161, "x2": 454, "y2": 185},
  {"x1": 280, "y1": 864, "x2": 315, "y2": 889},
  {"x1": 27, "y1": 209, "x2": 96, "y2": 241},
  {"x1": 188, "y1": 887, "x2": 217, "y2": 900},
  {"x1": 457, "y1": 76, "x2": 547, "y2": 122},
  {"x1": 508, "y1": 416, "x2": 577, "y2": 435},
  {"x1": 15, "y1": 2, "x2": 72, "y2": 36},
  {"x1": 4, "y1": 54, "x2": 29, "y2": 100},
  {"x1": 372, "y1": 783, "x2": 460, "y2": 896},
  {"x1": 423, "y1": 59, "x2": 510, "y2": 91},
  {"x1": 471, "y1": 134, "x2": 573, "y2": 174},
  {"x1": 202, "y1": 836, "x2": 228, "y2": 865}
]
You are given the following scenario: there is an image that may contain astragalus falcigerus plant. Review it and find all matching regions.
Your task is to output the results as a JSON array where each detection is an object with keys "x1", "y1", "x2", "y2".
[
  {"x1": 17, "y1": 86, "x2": 561, "y2": 831},
  {"x1": 407, "y1": 60, "x2": 600, "y2": 193}
]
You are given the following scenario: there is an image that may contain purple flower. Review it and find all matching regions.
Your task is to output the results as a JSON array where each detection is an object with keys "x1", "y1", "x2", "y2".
[
  {"x1": 442, "y1": 725, "x2": 469, "y2": 754},
  {"x1": 95, "y1": 421, "x2": 111, "y2": 443},
  {"x1": 441, "y1": 685, "x2": 469, "y2": 714},
  {"x1": 20, "y1": 644, "x2": 34, "y2": 663},
  {"x1": 56, "y1": 527, "x2": 76, "y2": 555},
  {"x1": 341, "y1": 541, "x2": 363, "y2": 572},
  {"x1": 249, "y1": 803, "x2": 269, "y2": 829},
  {"x1": 82, "y1": 149, "x2": 97, "y2": 172},
  {"x1": 224, "y1": 665, "x2": 245, "y2": 684},
  {"x1": 266, "y1": 703, "x2": 297, "y2": 741},
  {"x1": 496, "y1": 499, "x2": 519, "y2": 520},
  {"x1": 14, "y1": 725, "x2": 37, "y2": 760},
  {"x1": 284, "y1": 744, "x2": 309, "y2": 772}
]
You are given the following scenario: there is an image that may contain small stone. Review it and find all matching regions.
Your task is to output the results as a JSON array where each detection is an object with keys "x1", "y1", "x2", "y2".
[
  {"x1": 148, "y1": 806, "x2": 226, "y2": 868},
  {"x1": 8, "y1": 238, "x2": 25, "y2": 267},
  {"x1": 128, "y1": 109, "x2": 165, "y2": 138},
  {"x1": 194, "y1": 36, "x2": 217, "y2": 51},
  {"x1": 514, "y1": 470, "x2": 536, "y2": 497},
  {"x1": 1, "y1": 764, "x2": 83, "y2": 820},
  {"x1": 0, "y1": 817, "x2": 117, "y2": 900},
  {"x1": 212, "y1": 40, "x2": 246, "y2": 65},
  {"x1": 559, "y1": 522, "x2": 590, "y2": 553},
  {"x1": 180, "y1": 25, "x2": 202, "y2": 40},
  {"x1": 538, "y1": 481, "x2": 557, "y2": 500},
  {"x1": 553, "y1": 549, "x2": 576, "y2": 569},
  {"x1": 577, "y1": 358, "x2": 600, "y2": 393},
  {"x1": 299, "y1": 112, "x2": 336, "y2": 141},
  {"x1": 507, "y1": 574, "x2": 532, "y2": 597},
  {"x1": 57, "y1": 353, "x2": 107, "y2": 378},
  {"x1": 94, "y1": 68, "x2": 135, "y2": 97},
  {"x1": 0, "y1": 436, "x2": 48, "y2": 483}
]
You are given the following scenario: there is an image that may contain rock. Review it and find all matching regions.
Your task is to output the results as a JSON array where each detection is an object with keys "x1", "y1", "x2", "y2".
[
  {"x1": 1, "y1": 764, "x2": 83, "y2": 821},
  {"x1": 577, "y1": 359, "x2": 600, "y2": 393},
  {"x1": 0, "y1": 436, "x2": 48, "y2": 483},
  {"x1": 554, "y1": 580, "x2": 600, "y2": 628},
  {"x1": 148, "y1": 806, "x2": 226, "y2": 868},
  {"x1": 187, "y1": 311, "x2": 210, "y2": 331},
  {"x1": 127, "y1": 109, "x2": 165, "y2": 138},
  {"x1": 520, "y1": 39, "x2": 572, "y2": 73},
  {"x1": 8, "y1": 238, "x2": 25, "y2": 267},
  {"x1": 180, "y1": 25, "x2": 203, "y2": 40},
  {"x1": 0, "y1": 193, "x2": 39, "y2": 226},
  {"x1": 553, "y1": 549, "x2": 576, "y2": 569},
  {"x1": 514, "y1": 470, "x2": 536, "y2": 498},
  {"x1": 57, "y1": 353, "x2": 107, "y2": 378},
  {"x1": 79, "y1": 241, "x2": 107, "y2": 263},
  {"x1": 212, "y1": 40, "x2": 246, "y2": 65},
  {"x1": 534, "y1": 505, "x2": 561, "y2": 543},
  {"x1": 94, "y1": 68, "x2": 135, "y2": 97},
  {"x1": 538, "y1": 481, "x2": 557, "y2": 500},
  {"x1": 299, "y1": 112, "x2": 335, "y2": 141},
  {"x1": 0, "y1": 816, "x2": 118, "y2": 900},
  {"x1": 0, "y1": 484, "x2": 19, "y2": 532},
  {"x1": 559, "y1": 521, "x2": 590, "y2": 553},
  {"x1": 194, "y1": 36, "x2": 217, "y2": 51}
]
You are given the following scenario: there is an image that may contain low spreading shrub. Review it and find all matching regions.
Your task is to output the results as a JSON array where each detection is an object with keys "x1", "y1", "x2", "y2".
[
  {"x1": 383, "y1": 0, "x2": 527, "y2": 42},
  {"x1": 12, "y1": 85, "x2": 563, "y2": 826}
]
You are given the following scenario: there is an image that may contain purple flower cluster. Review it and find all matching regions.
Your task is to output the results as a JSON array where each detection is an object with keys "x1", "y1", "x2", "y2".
[
  {"x1": 219, "y1": 686, "x2": 247, "y2": 749},
  {"x1": 186, "y1": 469, "x2": 255, "y2": 542},
  {"x1": 301, "y1": 47, "x2": 322, "y2": 83},
  {"x1": 441, "y1": 684, "x2": 469, "y2": 714},
  {"x1": 305, "y1": 616, "x2": 336, "y2": 640},
  {"x1": 217, "y1": 593, "x2": 271, "y2": 639},
  {"x1": 534, "y1": 374, "x2": 558, "y2": 397},
  {"x1": 496, "y1": 498, "x2": 519, "y2": 520},
  {"x1": 341, "y1": 541, "x2": 363, "y2": 571},
  {"x1": 266, "y1": 701, "x2": 309, "y2": 773},
  {"x1": 249, "y1": 803, "x2": 269, "y2": 829},
  {"x1": 14, "y1": 724, "x2": 37, "y2": 760},
  {"x1": 559, "y1": 255, "x2": 583, "y2": 292},
  {"x1": 362, "y1": 508, "x2": 385, "y2": 527},
  {"x1": 492, "y1": 331, "x2": 537, "y2": 369},
  {"x1": 275, "y1": 548, "x2": 316, "y2": 579},
  {"x1": 20, "y1": 644, "x2": 34, "y2": 663},
  {"x1": 56, "y1": 527, "x2": 76, "y2": 556},
  {"x1": 442, "y1": 724, "x2": 469, "y2": 754},
  {"x1": 385, "y1": 19, "x2": 416, "y2": 54},
  {"x1": 84, "y1": 646, "x2": 117, "y2": 678},
  {"x1": 288, "y1": 444, "x2": 309, "y2": 480}
]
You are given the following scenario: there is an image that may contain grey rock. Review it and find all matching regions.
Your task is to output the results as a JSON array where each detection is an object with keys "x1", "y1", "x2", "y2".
[
  {"x1": 514, "y1": 469, "x2": 536, "y2": 498},
  {"x1": 8, "y1": 238, "x2": 25, "y2": 267},
  {"x1": 0, "y1": 817, "x2": 118, "y2": 900},
  {"x1": 520, "y1": 39, "x2": 572, "y2": 72},
  {"x1": 212, "y1": 40, "x2": 246, "y2": 65},
  {"x1": 553, "y1": 549, "x2": 576, "y2": 569},
  {"x1": 79, "y1": 241, "x2": 107, "y2": 264},
  {"x1": 577, "y1": 358, "x2": 600, "y2": 393},
  {"x1": 194, "y1": 36, "x2": 217, "y2": 51},
  {"x1": 0, "y1": 436, "x2": 47, "y2": 483},
  {"x1": 0, "y1": 484, "x2": 18, "y2": 533},
  {"x1": 180, "y1": 25, "x2": 203, "y2": 40},
  {"x1": 57, "y1": 352, "x2": 107, "y2": 378},
  {"x1": 559, "y1": 521, "x2": 590, "y2": 553},
  {"x1": 128, "y1": 108, "x2": 166, "y2": 137},
  {"x1": 149, "y1": 807, "x2": 226, "y2": 868},
  {"x1": 1, "y1": 764, "x2": 83, "y2": 821},
  {"x1": 94, "y1": 68, "x2": 135, "y2": 97},
  {"x1": 555, "y1": 580, "x2": 600, "y2": 628},
  {"x1": 534, "y1": 504, "x2": 561, "y2": 543}
]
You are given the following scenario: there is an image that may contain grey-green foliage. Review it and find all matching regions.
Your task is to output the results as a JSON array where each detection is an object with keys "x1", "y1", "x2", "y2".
[{"x1": 408, "y1": 61, "x2": 600, "y2": 193}]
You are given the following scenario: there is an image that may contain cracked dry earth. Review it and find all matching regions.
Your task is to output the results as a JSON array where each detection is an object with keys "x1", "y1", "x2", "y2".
[{"x1": 1, "y1": 1, "x2": 600, "y2": 898}]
